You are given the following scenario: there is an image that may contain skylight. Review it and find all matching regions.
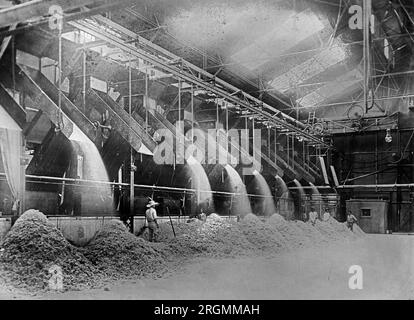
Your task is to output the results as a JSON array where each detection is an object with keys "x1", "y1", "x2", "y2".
[
  {"x1": 62, "y1": 28, "x2": 172, "y2": 84},
  {"x1": 297, "y1": 68, "x2": 363, "y2": 108},
  {"x1": 231, "y1": 8, "x2": 325, "y2": 71},
  {"x1": 269, "y1": 41, "x2": 348, "y2": 92},
  {"x1": 62, "y1": 30, "x2": 96, "y2": 44}
]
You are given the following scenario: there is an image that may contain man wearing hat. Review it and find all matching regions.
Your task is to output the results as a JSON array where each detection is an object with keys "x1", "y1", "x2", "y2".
[{"x1": 146, "y1": 199, "x2": 159, "y2": 242}]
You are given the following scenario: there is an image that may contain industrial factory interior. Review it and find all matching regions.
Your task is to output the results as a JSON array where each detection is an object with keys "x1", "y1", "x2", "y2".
[{"x1": 0, "y1": 0, "x2": 414, "y2": 301}]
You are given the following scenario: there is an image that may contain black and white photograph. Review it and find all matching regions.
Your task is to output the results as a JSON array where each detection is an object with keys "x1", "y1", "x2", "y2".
[{"x1": 0, "y1": 0, "x2": 412, "y2": 302}]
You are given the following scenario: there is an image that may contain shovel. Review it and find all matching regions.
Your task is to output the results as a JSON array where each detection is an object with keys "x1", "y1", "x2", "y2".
[{"x1": 166, "y1": 206, "x2": 176, "y2": 237}]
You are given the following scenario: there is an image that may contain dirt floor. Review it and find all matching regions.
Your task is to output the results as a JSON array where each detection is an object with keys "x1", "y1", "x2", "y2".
[{"x1": 9, "y1": 234, "x2": 410, "y2": 300}]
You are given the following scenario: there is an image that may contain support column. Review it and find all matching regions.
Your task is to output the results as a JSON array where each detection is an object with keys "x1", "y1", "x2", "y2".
[
  {"x1": 268, "y1": 127, "x2": 271, "y2": 158},
  {"x1": 216, "y1": 98, "x2": 219, "y2": 128},
  {"x1": 178, "y1": 78, "x2": 181, "y2": 129},
  {"x1": 287, "y1": 134, "x2": 290, "y2": 167},
  {"x1": 252, "y1": 117, "x2": 255, "y2": 158},
  {"x1": 363, "y1": 0, "x2": 372, "y2": 113},
  {"x1": 274, "y1": 128, "x2": 277, "y2": 163},
  {"x1": 128, "y1": 57, "x2": 134, "y2": 216},
  {"x1": 145, "y1": 64, "x2": 148, "y2": 133},
  {"x1": 191, "y1": 86, "x2": 194, "y2": 142},
  {"x1": 19, "y1": 136, "x2": 26, "y2": 215},
  {"x1": 292, "y1": 134, "x2": 295, "y2": 171},
  {"x1": 82, "y1": 46, "x2": 86, "y2": 114},
  {"x1": 225, "y1": 102, "x2": 229, "y2": 155}
]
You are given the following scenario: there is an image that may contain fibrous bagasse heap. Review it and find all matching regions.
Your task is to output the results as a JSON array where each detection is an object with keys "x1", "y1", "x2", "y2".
[
  {"x1": 145, "y1": 213, "x2": 364, "y2": 256},
  {"x1": 83, "y1": 220, "x2": 171, "y2": 280},
  {"x1": 0, "y1": 210, "x2": 364, "y2": 293},
  {"x1": 0, "y1": 210, "x2": 102, "y2": 291}
]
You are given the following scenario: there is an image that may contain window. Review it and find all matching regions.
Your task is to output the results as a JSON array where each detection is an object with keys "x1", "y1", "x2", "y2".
[{"x1": 361, "y1": 208, "x2": 372, "y2": 217}]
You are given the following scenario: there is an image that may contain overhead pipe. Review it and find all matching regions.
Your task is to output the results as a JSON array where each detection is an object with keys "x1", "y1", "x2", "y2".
[
  {"x1": 336, "y1": 184, "x2": 414, "y2": 189},
  {"x1": 289, "y1": 186, "x2": 333, "y2": 190},
  {"x1": 0, "y1": 173, "x2": 278, "y2": 198}
]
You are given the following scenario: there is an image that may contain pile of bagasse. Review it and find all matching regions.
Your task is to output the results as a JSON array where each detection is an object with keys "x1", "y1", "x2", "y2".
[{"x1": 0, "y1": 209, "x2": 364, "y2": 293}]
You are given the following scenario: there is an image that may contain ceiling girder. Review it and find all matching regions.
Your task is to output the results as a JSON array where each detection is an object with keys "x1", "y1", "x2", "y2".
[
  {"x1": 0, "y1": 0, "x2": 136, "y2": 37},
  {"x1": 68, "y1": 17, "x2": 330, "y2": 149},
  {"x1": 0, "y1": 0, "x2": 103, "y2": 29}
]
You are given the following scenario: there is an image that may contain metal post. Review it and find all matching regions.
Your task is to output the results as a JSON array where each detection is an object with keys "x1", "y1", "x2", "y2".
[
  {"x1": 225, "y1": 102, "x2": 229, "y2": 154},
  {"x1": 375, "y1": 130, "x2": 378, "y2": 185},
  {"x1": 252, "y1": 117, "x2": 255, "y2": 159},
  {"x1": 57, "y1": 27, "x2": 62, "y2": 130},
  {"x1": 243, "y1": 117, "x2": 248, "y2": 184},
  {"x1": 11, "y1": 33, "x2": 15, "y2": 98},
  {"x1": 82, "y1": 40, "x2": 86, "y2": 113},
  {"x1": 302, "y1": 141, "x2": 306, "y2": 172},
  {"x1": 19, "y1": 135, "x2": 25, "y2": 215},
  {"x1": 178, "y1": 77, "x2": 181, "y2": 130},
  {"x1": 216, "y1": 98, "x2": 219, "y2": 129},
  {"x1": 191, "y1": 85, "x2": 194, "y2": 141},
  {"x1": 274, "y1": 128, "x2": 277, "y2": 163},
  {"x1": 268, "y1": 127, "x2": 271, "y2": 158},
  {"x1": 129, "y1": 57, "x2": 134, "y2": 216},
  {"x1": 128, "y1": 58, "x2": 132, "y2": 113},
  {"x1": 145, "y1": 64, "x2": 148, "y2": 133},
  {"x1": 363, "y1": 0, "x2": 372, "y2": 113},
  {"x1": 292, "y1": 134, "x2": 295, "y2": 170},
  {"x1": 287, "y1": 134, "x2": 290, "y2": 167}
]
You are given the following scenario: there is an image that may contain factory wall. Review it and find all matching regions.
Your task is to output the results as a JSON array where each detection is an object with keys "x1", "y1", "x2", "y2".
[
  {"x1": 346, "y1": 199, "x2": 388, "y2": 233},
  {"x1": 333, "y1": 112, "x2": 414, "y2": 232}
]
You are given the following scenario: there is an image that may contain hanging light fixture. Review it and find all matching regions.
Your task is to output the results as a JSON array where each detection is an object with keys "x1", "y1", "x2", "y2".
[{"x1": 385, "y1": 128, "x2": 392, "y2": 143}]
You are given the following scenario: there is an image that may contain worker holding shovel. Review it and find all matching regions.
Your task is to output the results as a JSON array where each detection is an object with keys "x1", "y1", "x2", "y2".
[{"x1": 146, "y1": 199, "x2": 159, "y2": 242}]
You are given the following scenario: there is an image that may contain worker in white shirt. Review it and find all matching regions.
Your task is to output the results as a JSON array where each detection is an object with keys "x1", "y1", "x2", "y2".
[
  {"x1": 145, "y1": 199, "x2": 159, "y2": 242},
  {"x1": 322, "y1": 207, "x2": 331, "y2": 221},
  {"x1": 308, "y1": 207, "x2": 318, "y2": 226},
  {"x1": 346, "y1": 211, "x2": 358, "y2": 231}
]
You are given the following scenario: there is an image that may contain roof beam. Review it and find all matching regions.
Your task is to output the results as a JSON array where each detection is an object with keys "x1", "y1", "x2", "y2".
[
  {"x1": 69, "y1": 18, "x2": 330, "y2": 148},
  {"x1": 23, "y1": 109, "x2": 43, "y2": 136},
  {"x1": 0, "y1": 0, "x2": 135, "y2": 31},
  {"x1": 22, "y1": 66, "x2": 98, "y2": 141},
  {"x1": 10, "y1": 64, "x2": 74, "y2": 138},
  {"x1": 0, "y1": 0, "x2": 93, "y2": 28},
  {"x1": 0, "y1": 81, "x2": 26, "y2": 129},
  {"x1": 0, "y1": 23, "x2": 17, "y2": 60}
]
